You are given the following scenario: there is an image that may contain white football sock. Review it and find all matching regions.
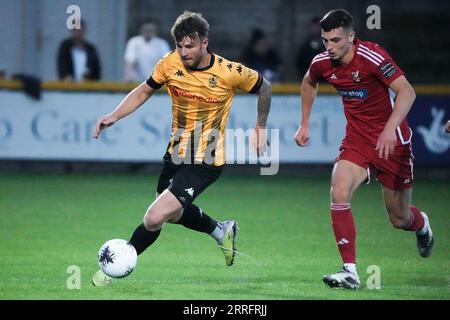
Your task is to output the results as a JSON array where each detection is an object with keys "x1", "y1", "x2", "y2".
[
  {"x1": 417, "y1": 212, "x2": 429, "y2": 236},
  {"x1": 344, "y1": 263, "x2": 357, "y2": 275},
  {"x1": 209, "y1": 222, "x2": 224, "y2": 242}
]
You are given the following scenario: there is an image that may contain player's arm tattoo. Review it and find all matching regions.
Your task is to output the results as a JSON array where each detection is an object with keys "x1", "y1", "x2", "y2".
[{"x1": 256, "y1": 78, "x2": 272, "y2": 127}]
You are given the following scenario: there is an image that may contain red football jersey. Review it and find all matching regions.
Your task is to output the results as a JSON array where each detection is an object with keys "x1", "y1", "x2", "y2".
[{"x1": 308, "y1": 39, "x2": 412, "y2": 147}]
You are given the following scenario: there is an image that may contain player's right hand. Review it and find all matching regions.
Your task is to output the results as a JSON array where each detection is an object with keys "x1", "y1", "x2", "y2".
[
  {"x1": 445, "y1": 120, "x2": 450, "y2": 133},
  {"x1": 294, "y1": 125, "x2": 309, "y2": 147},
  {"x1": 93, "y1": 114, "x2": 118, "y2": 139},
  {"x1": 250, "y1": 124, "x2": 268, "y2": 156}
]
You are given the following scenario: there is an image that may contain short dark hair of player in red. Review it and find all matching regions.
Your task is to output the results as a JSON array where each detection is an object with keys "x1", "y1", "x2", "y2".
[{"x1": 319, "y1": 9, "x2": 353, "y2": 32}]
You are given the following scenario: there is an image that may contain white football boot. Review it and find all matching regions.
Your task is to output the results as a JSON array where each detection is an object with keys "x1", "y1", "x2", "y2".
[
  {"x1": 323, "y1": 266, "x2": 361, "y2": 289},
  {"x1": 92, "y1": 269, "x2": 113, "y2": 287}
]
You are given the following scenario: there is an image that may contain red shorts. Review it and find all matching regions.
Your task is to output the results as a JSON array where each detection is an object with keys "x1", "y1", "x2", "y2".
[{"x1": 336, "y1": 137, "x2": 414, "y2": 190}]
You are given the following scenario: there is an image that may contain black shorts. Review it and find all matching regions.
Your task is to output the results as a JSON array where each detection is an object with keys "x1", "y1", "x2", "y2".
[{"x1": 156, "y1": 153, "x2": 223, "y2": 208}]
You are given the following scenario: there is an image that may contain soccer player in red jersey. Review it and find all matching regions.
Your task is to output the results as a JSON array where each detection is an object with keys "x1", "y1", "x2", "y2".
[{"x1": 294, "y1": 9, "x2": 434, "y2": 289}]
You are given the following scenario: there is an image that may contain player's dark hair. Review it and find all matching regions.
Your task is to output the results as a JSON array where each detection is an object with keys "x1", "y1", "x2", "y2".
[
  {"x1": 320, "y1": 9, "x2": 353, "y2": 32},
  {"x1": 170, "y1": 11, "x2": 209, "y2": 43}
]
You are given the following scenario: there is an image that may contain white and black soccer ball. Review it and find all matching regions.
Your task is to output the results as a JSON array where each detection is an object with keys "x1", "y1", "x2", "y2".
[{"x1": 98, "y1": 239, "x2": 137, "y2": 278}]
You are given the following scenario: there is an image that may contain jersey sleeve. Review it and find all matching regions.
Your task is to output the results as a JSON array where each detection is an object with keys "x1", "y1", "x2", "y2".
[
  {"x1": 228, "y1": 63, "x2": 263, "y2": 94},
  {"x1": 307, "y1": 54, "x2": 327, "y2": 83},
  {"x1": 308, "y1": 62, "x2": 322, "y2": 82},
  {"x1": 366, "y1": 44, "x2": 404, "y2": 87},
  {"x1": 146, "y1": 57, "x2": 167, "y2": 90}
]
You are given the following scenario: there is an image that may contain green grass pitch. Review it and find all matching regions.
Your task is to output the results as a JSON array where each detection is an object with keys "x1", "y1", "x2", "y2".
[{"x1": 0, "y1": 171, "x2": 448, "y2": 299}]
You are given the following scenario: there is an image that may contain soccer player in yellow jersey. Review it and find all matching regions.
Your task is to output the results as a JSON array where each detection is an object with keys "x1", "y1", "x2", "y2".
[{"x1": 91, "y1": 11, "x2": 271, "y2": 286}]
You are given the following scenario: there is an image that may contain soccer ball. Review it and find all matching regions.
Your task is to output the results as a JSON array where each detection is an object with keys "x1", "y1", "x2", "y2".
[{"x1": 98, "y1": 239, "x2": 137, "y2": 278}]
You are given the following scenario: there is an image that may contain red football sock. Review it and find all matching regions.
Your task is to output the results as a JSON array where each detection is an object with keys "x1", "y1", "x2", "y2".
[
  {"x1": 404, "y1": 206, "x2": 425, "y2": 231},
  {"x1": 331, "y1": 203, "x2": 356, "y2": 264}
]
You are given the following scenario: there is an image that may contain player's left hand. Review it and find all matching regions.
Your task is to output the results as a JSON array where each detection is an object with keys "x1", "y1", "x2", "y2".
[
  {"x1": 445, "y1": 120, "x2": 450, "y2": 133},
  {"x1": 376, "y1": 129, "x2": 397, "y2": 160},
  {"x1": 250, "y1": 124, "x2": 268, "y2": 156}
]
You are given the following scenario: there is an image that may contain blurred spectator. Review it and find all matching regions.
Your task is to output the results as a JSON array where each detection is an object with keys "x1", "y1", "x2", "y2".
[
  {"x1": 296, "y1": 16, "x2": 323, "y2": 79},
  {"x1": 124, "y1": 18, "x2": 171, "y2": 83},
  {"x1": 57, "y1": 20, "x2": 101, "y2": 81},
  {"x1": 240, "y1": 29, "x2": 282, "y2": 82}
]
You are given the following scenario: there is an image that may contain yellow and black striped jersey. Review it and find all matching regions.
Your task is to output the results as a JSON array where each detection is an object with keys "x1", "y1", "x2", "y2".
[{"x1": 146, "y1": 50, "x2": 262, "y2": 166}]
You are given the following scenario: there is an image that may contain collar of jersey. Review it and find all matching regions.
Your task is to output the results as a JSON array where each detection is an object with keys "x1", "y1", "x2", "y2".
[
  {"x1": 347, "y1": 38, "x2": 360, "y2": 67},
  {"x1": 186, "y1": 49, "x2": 215, "y2": 71}
]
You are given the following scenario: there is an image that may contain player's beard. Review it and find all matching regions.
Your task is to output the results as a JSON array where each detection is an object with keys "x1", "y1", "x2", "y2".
[
  {"x1": 188, "y1": 55, "x2": 202, "y2": 69},
  {"x1": 181, "y1": 53, "x2": 202, "y2": 69}
]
